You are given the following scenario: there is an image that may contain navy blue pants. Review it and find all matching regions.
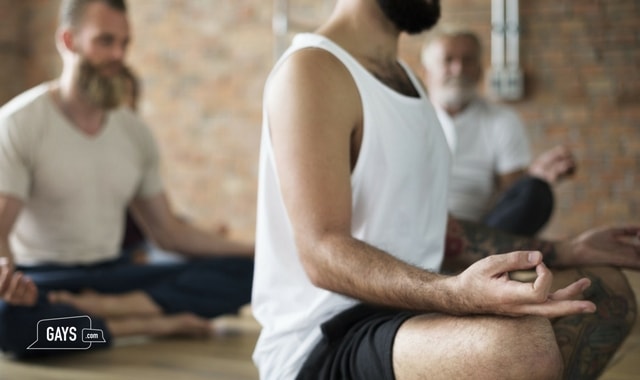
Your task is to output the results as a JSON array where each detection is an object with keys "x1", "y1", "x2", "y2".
[
  {"x1": 0, "y1": 254, "x2": 253, "y2": 358},
  {"x1": 484, "y1": 176, "x2": 554, "y2": 236}
]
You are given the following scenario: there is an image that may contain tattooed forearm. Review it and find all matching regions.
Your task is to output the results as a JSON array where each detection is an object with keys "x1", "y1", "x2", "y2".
[{"x1": 442, "y1": 217, "x2": 558, "y2": 272}]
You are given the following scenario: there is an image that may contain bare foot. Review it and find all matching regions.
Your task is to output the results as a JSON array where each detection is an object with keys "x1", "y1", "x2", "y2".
[
  {"x1": 48, "y1": 289, "x2": 161, "y2": 318},
  {"x1": 108, "y1": 313, "x2": 214, "y2": 338},
  {"x1": 212, "y1": 314, "x2": 261, "y2": 336}
]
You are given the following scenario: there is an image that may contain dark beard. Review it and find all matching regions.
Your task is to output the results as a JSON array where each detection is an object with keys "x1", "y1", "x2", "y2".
[
  {"x1": 376, "y1": 0, "x2": 440, "y2": 35},
  {"x1": 76, "y1": 59, "x2": 126, "y2": 110}
]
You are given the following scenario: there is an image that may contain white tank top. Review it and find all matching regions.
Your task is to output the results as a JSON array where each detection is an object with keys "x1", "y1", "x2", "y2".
[{"x1": 252, "y1": 33, "x2": 451, "y2": 379}]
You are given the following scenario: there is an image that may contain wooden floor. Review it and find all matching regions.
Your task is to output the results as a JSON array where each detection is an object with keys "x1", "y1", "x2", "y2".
[
  {"x1": 0, "y1": 316, "x2": 261, "y2": 380},
  {"x1": 1, "y1": 270, "x2": 639, "y2": 380}
]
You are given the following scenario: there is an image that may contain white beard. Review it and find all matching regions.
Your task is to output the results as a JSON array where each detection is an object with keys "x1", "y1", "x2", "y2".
[{"x1": 431, "y1": 84, "x2": 477, "y2": 112}]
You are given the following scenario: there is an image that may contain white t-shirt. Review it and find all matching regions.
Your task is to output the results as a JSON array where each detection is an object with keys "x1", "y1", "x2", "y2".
[
  {"x1": 0, "y1": 83, "x2": 163, "y2": 266},
  {"x1": 252, "y1": 34, "x2": 451, "y2": 379},
  {"x1": 435, "y1": 97, "x2": 531, "y2": 222}
]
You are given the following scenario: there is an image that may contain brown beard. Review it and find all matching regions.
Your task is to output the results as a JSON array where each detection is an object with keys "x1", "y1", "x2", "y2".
[{"x1": 76, "y1": 59, "x2": 126, "y2": 110}]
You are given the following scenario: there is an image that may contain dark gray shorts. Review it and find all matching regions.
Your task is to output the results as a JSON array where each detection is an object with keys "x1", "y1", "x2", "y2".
[{"x1": 296, "y1": 304, "x2": 419, "y2": 380}]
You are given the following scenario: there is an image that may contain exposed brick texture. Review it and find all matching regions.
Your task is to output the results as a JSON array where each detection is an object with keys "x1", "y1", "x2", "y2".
[
  {"x1": 401, "y1": 0, "x2": 640, "y2": 238},
  {"x1": 0, "y1": 0, "x2": 637, "y2": 241}
]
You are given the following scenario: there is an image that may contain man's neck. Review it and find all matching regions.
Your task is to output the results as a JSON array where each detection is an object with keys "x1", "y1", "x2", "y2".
[
  {"x1": 318, "y1": 1, "x2": 421, "y2": 97},
  {"x1": 319, "y1": 0, "x2": 400, "y2": 66}
]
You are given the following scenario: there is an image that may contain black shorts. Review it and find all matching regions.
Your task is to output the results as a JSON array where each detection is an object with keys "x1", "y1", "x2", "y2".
[{"x1": 296, "y1": 304, "x2": 420, "y2": 380}]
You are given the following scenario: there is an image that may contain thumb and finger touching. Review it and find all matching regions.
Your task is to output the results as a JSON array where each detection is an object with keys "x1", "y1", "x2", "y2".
[{"x1": 474, "y1": 251, "x2": 595, "y2": 317}]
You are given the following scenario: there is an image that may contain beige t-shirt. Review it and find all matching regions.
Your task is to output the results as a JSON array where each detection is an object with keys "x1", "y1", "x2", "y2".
[{"x1": 0, "y1": 83, "x2": 163, "y2": 266}]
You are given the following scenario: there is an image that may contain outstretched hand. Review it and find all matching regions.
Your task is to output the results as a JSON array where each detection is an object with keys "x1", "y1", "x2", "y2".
[
  {"x1": 528, "y1": 145, "x2": 576, "y2": 184},
  {"x1": 0, "y1": 257, "x2": 38, "y2": 306},
  {"x1": 453, "y1": 251, "x2": 595, "y2": 318},
  {"x1": 556, "y1": 225, "x2": 640, "y2": 269}
]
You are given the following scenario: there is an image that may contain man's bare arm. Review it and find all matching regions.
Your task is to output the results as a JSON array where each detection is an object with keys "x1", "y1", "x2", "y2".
[
  {"x1": 0, "y1": 194, "x2": 37, "y2": 306},
  {"x1": 130, "y1": 193, "x2": 253, "y2": 258},
  {"x1": 495, "y1": 169, "x2": 527, "y2": 195}
]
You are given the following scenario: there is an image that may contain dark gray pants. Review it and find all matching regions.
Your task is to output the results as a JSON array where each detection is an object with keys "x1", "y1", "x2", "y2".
[
  {"x1": 0, "y1": 254, "x2": 253, "y2": 358},
  {"x1": 484, "y1": 176, "x2": 554, "y2": 236}
]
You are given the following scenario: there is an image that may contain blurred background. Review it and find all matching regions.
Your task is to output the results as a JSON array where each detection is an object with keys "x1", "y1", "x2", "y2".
[{"x1": 0, "y1": 0, "x2": 638, "y2": 242}]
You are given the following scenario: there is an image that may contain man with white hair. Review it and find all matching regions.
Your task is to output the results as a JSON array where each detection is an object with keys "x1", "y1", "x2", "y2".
[{"x1": 421, "y1": 29, "x2": 576, "y2": 236}]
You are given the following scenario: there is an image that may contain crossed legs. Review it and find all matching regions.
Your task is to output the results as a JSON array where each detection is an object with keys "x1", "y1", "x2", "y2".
[
  {"x1": 0, "y1": 257, "x2": 254, "y2": 356},
  {"x1": 392, "y1": 266, "x2": 636, "y2": 380},
  {"x1": 48, "y1": 290, "x2": 213, "y2": 338}
]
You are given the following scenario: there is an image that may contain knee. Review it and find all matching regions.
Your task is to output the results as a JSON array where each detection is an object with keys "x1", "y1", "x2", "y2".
[
  {"x1": 519, "y1": 176, "x2": 552, "y2": 197},
  {"x1": 484, "y1": 316, "x2": 563, "y2": 379}
]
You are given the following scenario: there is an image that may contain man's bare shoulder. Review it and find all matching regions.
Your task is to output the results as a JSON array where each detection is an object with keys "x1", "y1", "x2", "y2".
[
  {"x1": 267, "y1": 46, "x2": 359, "y2": 102},
  {"x1": 266, "y1": 46, "x2": 361, "y2": 132},
  {"x1": 270, "y1": 46, "x2": 352, "y2": 86}
]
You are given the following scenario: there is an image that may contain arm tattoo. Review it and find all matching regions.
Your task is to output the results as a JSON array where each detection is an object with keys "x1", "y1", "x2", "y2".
[{"x1": 443, "y1": 218, "x2": 558, "y2": 272}]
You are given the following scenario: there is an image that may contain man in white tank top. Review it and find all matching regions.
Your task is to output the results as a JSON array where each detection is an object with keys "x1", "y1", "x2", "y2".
[{"x1": 254, "y1": 0, "x2": 640, "y2": 379}]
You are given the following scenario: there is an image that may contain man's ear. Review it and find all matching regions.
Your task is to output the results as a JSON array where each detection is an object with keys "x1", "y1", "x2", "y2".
[{"x1": 59, "y1": 28, "x2": 77, "y2": 53}]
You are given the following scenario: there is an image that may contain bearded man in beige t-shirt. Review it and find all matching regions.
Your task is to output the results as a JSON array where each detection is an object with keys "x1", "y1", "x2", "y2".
[{"x1": 0, "y1": 0, "x2": 253, "y2": 358}]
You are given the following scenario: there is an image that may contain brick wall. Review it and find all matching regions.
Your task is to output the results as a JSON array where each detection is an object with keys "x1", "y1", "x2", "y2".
[
  {"x1": 0, "y1": 0, "x2": 27, "y2": 104},
  {"x1": 0, "y1": 0, "x2": 61, "y2": 104},
  {"x1": 0, "y1": 0, "x2": 638, "y2": 241},
  {"x1": 401, "y1": 0, "x2": 639, "y2": 238},
  {"x1": 125, "y1": 1, "x2": 272, "y2": 240}
]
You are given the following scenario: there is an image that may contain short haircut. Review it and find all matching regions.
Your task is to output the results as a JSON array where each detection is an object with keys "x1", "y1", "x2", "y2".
[
  {"x1": 59, "y1": 0, "x2": 127, "y2": 28},
  {"x1": 421, "y1": 28, "x2": 483, "y2": 68}
]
